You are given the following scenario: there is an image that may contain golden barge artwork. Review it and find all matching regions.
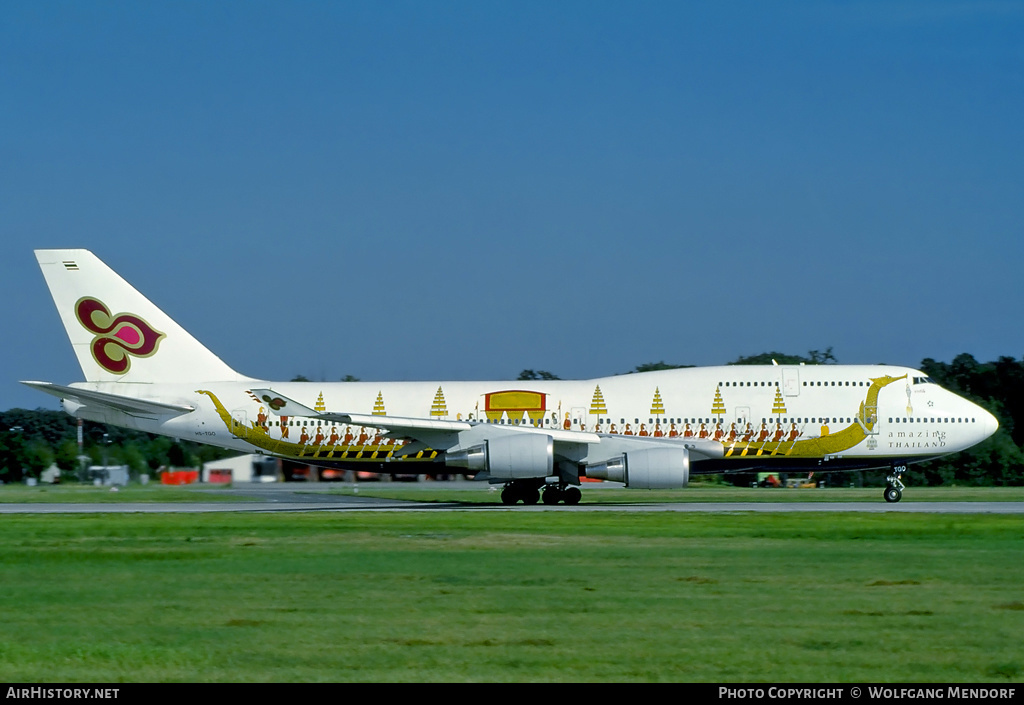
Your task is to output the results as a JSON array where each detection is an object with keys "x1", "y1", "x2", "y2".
[
  {"x1": 198, "y1": 375, "x2": 903, "y2": 465},
  {"x1": 197, "y1": 390, "x2": 438, "y2": 464},
  {"x1": 716, "y1": 374, "x2": 902, "y2": 458}
]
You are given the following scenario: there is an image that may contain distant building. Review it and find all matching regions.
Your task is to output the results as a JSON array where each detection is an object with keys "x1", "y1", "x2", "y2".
[
  {"x1": 201, "y1": 454, "x2": 280, "y2": 483},
  {"x1": 89, "y1": 465, "x2": 129, "y2": 486},
  {"x1": 40, "y1": 464, "x2": 61, "y2": 484}
]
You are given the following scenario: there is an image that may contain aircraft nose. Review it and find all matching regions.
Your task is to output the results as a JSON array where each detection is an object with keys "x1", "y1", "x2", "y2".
[{"x1": 979, "y1": 407, "x2": 999, "y2": 440}]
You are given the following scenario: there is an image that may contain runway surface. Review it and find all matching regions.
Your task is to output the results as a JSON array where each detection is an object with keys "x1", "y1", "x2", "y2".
[{"x1": 2, "y1": 482, "x2": 1023, "y2": 514}]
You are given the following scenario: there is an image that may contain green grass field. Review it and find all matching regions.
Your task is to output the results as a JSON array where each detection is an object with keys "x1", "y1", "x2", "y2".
[{"x1": 0, "y1": 509, "x2": 1022, "y2": 682}]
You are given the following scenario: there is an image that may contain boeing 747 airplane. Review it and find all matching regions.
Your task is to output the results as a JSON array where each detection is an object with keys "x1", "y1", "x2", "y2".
[{"x1": 23, "y1": 250, "x2": 999, "y2": 504}]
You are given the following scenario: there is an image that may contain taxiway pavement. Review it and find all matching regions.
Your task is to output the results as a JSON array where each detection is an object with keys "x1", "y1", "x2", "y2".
[{"x1": 1, "y1": 482, "x2": 1022, "y2": 514}]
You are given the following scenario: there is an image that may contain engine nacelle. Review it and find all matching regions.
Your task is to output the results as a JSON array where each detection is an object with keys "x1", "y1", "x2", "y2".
[
  {"x1": 61, "y1": 398, "x2": 85, "y2": 417},
  {"x1": 586, "y1": 447, "x2": 690, "y2": 489},
  {"x1": 446, "y1": 433, "x2": 554, "y2": 480},
  {"x1": 61, "y1": 398, "x2": 113, "y2": 424}
]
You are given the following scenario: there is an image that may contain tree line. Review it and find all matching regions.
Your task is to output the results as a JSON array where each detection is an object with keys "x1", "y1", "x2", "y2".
[
  {"x1": 0, "y1": 409, "x2": 236, "y2": 483},
  {"x1": 2, "y1": 350, "x2": 1021, "y2": 485}
]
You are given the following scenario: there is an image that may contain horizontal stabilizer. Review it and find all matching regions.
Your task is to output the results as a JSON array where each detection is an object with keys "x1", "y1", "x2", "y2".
[{"x1": 21, "y1": 381, "x2": 195, "y2": 417}]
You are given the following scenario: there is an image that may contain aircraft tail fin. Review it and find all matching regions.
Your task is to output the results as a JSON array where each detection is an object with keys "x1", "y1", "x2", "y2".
[{"x1": 35, "y1": 249, "x2": 251, "y2": 384}]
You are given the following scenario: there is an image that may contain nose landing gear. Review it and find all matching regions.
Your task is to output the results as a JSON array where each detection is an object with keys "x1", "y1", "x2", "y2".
[{"x1": 884, "y1": 465, "x2": 907, "y2": 503}]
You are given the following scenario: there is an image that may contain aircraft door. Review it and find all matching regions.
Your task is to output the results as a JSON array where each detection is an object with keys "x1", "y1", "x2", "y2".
[
  {"x1": 734, "y1": 406, "x2": 752, "y2": 441},
  {"x1": 783, "y1": 368, "x2": 800, "y2": 397},
  {"x1": 571, "y1": 407, "x2": 587, "y2": 432},
  {"x1": 231, "y1": 409, "x2": 248, "y2": 437}
]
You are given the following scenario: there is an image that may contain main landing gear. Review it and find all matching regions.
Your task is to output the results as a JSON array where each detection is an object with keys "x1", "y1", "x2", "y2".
[
  {"x1": 500, "y1": 479, "x2": 582, "y2": 506},
  {"x1": 884, "y1": 464, "x2": 907, "y2": 503}
]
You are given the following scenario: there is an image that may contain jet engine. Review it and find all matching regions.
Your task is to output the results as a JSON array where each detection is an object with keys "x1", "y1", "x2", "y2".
[
  {"x1": 61, "y1": 398, "x2": 111, "y2": 424},
  {"x1": 61, "y1": 398, "x2": 85, "y2": 417},
  {"x1": 445, "y1": 433, "x2": 554, "y2": 480},
  {"x1": 586, "y1": 447, "x2": 690, "y2": 489}
]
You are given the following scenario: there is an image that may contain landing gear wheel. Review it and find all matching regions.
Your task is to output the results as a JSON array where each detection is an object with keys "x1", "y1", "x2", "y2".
[
  {"x1": 884, "y1": 465, "x2": 907, "y2": 503},
  {"x1": 501, "y1": 480, "x2": 563, "y2": 506},
  {"x1": 540, "y1": 483, "x2": 581, "y2": 505}
]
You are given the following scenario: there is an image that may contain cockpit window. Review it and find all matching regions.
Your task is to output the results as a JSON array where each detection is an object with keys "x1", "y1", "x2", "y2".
[{"x1": 912, "y1": 376, "x2": 937, "y2": 385}]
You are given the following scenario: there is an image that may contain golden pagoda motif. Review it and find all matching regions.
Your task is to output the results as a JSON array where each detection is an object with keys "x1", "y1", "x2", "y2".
[
  {"x1": 711, "y1": 386, "x2": 726, "y2": 417},
  {"x1": 771, "y1": 387, "x2": 788, "y2": 416},
  {"x1": 650, "y1": 387, "x2": 665, "y2": 416},
  {"x1": 590, "y1": 385, "x2": 607, "y2": 415},
  {"x1": 430, "y1": 386, "x2": 448, "y2": 417},
  {"x1": 315, "y1": 392, "x2": 326, "y2": 412},
  {"x1": 372, "y1": 391, "x2": 386, "y2": 416}
]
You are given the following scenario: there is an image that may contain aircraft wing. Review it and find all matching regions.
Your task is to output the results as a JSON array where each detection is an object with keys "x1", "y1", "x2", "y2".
[
  {"x1": 248, "y1": 388, "x2": 602, "y2": 444},
  {"x1": 249, "y1": 388, "x2": 472, "y2": 433},
  {"x1": 246, "y1": 388, "x2": 724, "y2": 460},
  {"x1": 20, "y1": 381, "x2": 196, "y2": 417}
]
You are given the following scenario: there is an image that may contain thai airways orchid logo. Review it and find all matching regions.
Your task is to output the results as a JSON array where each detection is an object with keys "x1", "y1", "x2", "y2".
[
  {"x1": 75, "y1": 297, "x2": 166, "y2": 375},
  {"x1": 261, "y1": 394, "x2": 287, "y2": 411}
]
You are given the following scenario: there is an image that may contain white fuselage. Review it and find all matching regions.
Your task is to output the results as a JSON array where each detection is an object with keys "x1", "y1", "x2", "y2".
[{"x1": 64, "y1": 363, "x2": 999, "y2": 476}]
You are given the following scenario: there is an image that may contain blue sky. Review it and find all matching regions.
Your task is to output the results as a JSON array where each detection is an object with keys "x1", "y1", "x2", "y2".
[{"x1": 3, "y1": 1, "x2": 1023, "y2": 411}]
